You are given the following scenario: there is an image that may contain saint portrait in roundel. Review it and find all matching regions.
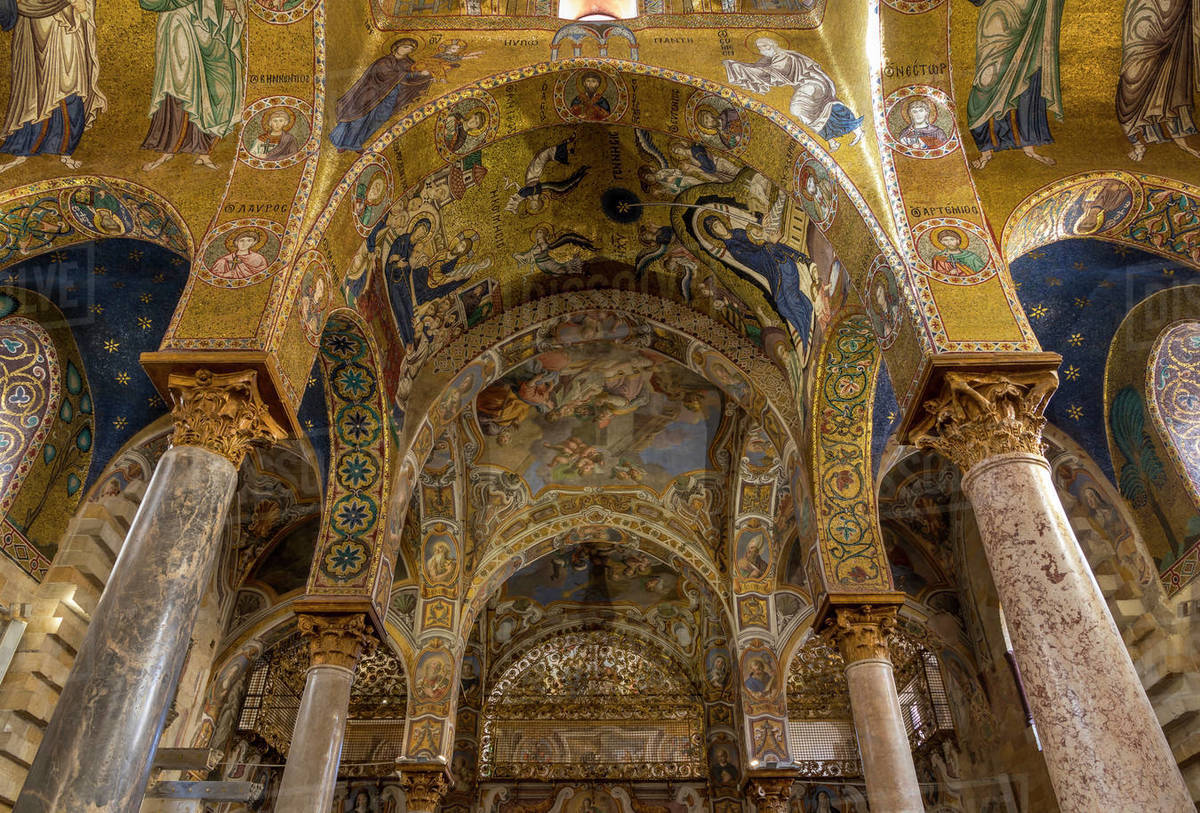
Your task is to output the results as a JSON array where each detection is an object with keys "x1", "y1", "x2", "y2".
[
  {"x1": 245, "y1": 106, "x2": 304, "y2": 161},
  {"x1": 414, "y1": 650, "x2": 453, "y2": 703},
  {"x1": 570, "y1": 71, "x2": 612, "y2": 121},
  {"x1": 209, "y1": 228, "x2": 271, "y2": 281},
  {"x1": 352, "y1": 164, "x2": 391, "y2": 234},
  {"x1": 896, "y1": 96, "x2": 949, "y2": 150},
  {"x1": 1065, "y1": 178, "x2": 1134, "y2": 237},
  {"x1": 927, "y1": 225, "x2": 986, "y2": 280},
  {"x1": 438, "y1": 99, "x2": 491, "y2": 158},
  {"x1": 865, "y1": 255, "x2": 903, "y2": 348},
  {"x1": 883, "y1": 86, "x2": 958, "y2": 159},
  {"x1": 554, "y1": 69, "x2": 627, "y2": 123},
  {"x1": 686, "y1": 92, "x2": 748, "y2": 154}
]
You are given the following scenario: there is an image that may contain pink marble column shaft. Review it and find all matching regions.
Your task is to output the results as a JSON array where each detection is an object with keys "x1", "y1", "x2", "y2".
[{"x1": 963, "y1": 452, "x2": 1192, "y2": 812}]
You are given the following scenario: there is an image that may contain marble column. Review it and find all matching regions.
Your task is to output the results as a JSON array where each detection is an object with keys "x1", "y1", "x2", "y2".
[
  {"x1": 912, "y1": 367, "x2": 1193, "y2": 812},
  {"x1": 743, "y1": 769, "x2": 796, "y2": 813},
  {"x1": 398, "y1": 762, "x2": 452, "y2": 813},
  {"x1": 827, "y1": 604, "x2": 923, "y2": 813},
  {"x1": 275, "y1": 613, "x2": 373, "y2": 813},
  {"x1": 15, "y1": 370, "x2": 284, "y2": 813}
]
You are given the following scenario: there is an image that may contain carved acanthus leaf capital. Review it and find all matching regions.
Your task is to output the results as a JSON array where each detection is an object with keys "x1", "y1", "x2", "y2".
[
  {"x1": 826, "y1": 604, "x2": 898, "y2": 664},
  {"x1": 168, "y1": 369, "x2": 286, "y2": 466},
  {"x1": 744, "y1": 773, "x2": 796, "y2": 813},
  {"x1": 296, "y1": 612, "x2": 374, "y2": 670},
  {"x1": 908, "y1": 369, "x2": 1058, "y2": 472},
  {"x1": 399, "y1": 764, "x2": 452, "y2": 813}
]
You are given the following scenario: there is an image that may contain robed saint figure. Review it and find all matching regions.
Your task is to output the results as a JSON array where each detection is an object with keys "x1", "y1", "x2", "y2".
[
  {"x1": 330, "y1": 38, "x2": 433, "y2": 152},
  {"x1": 965, "y1": 0, "x2": 1064, "y2": 169},
  {"x1": 140, "y1": 0, "x2": 246, "y2": 171},
  {"x1": 0, "y1": 0, "x2": 107, "y2": 173}
]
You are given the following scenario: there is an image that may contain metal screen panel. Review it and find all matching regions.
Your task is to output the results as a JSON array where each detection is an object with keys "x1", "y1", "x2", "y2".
[{"x1": 785, "y1": 719, "x2": 861, "y2": 777}]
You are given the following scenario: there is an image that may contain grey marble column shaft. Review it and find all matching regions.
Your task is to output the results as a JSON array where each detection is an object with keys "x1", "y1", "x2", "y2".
[
  {"x1": 274, "y1": 664, "x2": 355, "y2": 812},
  {"x1": 844, "y1": 658, "x2": 924, "y2": 813},
  {"x1": 15, "y1": 445, "x2": 237, "y2": 813},
  {"x1": 964, "y1": 452, "x2": 1192, "y2": 812}
]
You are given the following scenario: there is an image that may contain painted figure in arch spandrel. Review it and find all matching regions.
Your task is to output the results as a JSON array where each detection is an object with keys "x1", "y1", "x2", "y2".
[
  {"x1": 0, "y1": 0, "x2": 107, "y2": 174},
  {"x1": 964, "y1": 0, "x2": 1063, "y2": 170},
  {"x1": 1117, "y1": 0, "x2": 1200, "y2": 161},
  {"x1": 331, "y1": 37, "x2": 479, "y2": 152},
  {"x1": 140, "y1": 0, "x2": 246, "y2": 172},
  {"x1": 722, "y1": 35, "x2": 863, "y2": 151}
]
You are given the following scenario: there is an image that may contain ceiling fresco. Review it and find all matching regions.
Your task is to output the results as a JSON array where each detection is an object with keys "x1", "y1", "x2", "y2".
[{"x1": 472, "y1": 341, "x2": 724, "y2": 495}]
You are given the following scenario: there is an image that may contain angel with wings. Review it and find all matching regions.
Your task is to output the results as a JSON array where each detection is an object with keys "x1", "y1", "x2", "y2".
[
  {"x1": 688, "y1": 189, "x2": 817, "y2": 354},
  {"x1": 512, "y1": 223, "x2": 598, "y2": 275},
  {"x1": 504, "y1": 137, "x2": 591, "y2": 215},
  {"x1": 634, "y1": 129, "x2": 739, "y2": 199}
]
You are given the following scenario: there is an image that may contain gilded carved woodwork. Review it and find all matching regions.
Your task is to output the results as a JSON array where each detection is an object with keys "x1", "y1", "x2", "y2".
[
  {"x1": 908, "y1": 369, "x2": 1059, "y2": 473},
  {"x1": 826, "y1": 604, "x2": 899, "y2": 665},
  {"x1": 398, "y1": 764, "x2": 452, "y2": 813},
  {"x1": 167, "y1": 368, "x2": 286, "y2": 466},
  {"x1": 744, "y1": 772, "x2": 796, "y2": 813},
  {"x1": 297, "y1": 612, "x2": 374, "y2": 671}
]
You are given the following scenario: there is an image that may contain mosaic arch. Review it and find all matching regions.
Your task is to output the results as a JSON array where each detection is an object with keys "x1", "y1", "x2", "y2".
[
  {"x1": 385, "y1": 294, "x2": 807, "y2": 556},
  {"x1": 461, "y1": 509, "x2": 733, "y2": 637},
  {"x1": 291, "y1": 62, "x2": 933, "y2": 406},
  {"x1": 0, "y1": 176, "x2": 192, "y2": 270},
  {"x1": 1001, "y1": 171, "x2": 1200, "y2": 271},
  {"x1": 304, "y1": 310, "x2": 396, "y2": 626},
  {"x1": 1147, "y1": 322, "x2": 1200, "y2": 521}
]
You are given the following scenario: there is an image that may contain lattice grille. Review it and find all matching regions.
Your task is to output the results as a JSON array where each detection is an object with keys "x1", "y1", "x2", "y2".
[
  {"x1": 481, "y1": 630, "x2": 704, "y2": 780},
  {"x1": 235, "y1": 632, "x2": 408, "y2": 776},
  {"x1": 785, "y1": 719, "x2": 861, "y2": 777}
]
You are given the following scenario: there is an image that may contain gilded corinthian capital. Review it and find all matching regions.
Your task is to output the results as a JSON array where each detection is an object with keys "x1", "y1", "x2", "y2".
[
  {"x1": 398, "y1": 764, "x2": 452, "y2": 813},
  {"x1": 168, "y1": 369, "x2": 286, "y2": 466},
  {"x1": 827, "y1": 604, "x2": 898, "y2": 664},
  {"x1": 296, "y1": 612, "x2": 374, "y2": 670},
  {"x1": 908, "y1": 367, "x2": 1058, "y2": 473},
  {"x1": 744, "y1": 770, "x2": 797, "y2": 813}
]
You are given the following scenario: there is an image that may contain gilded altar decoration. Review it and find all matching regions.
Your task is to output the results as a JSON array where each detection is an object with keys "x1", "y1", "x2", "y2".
[
  {"x1": 908, "y1": 366, "x2": 1059, "y2": 472},
  {"x1": 167, "y1": 368, "x2": 286, "y2": 466}
]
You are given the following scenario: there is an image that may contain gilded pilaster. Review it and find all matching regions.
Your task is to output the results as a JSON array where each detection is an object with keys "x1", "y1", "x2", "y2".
[{"x1": 168, "y1": 368, "x2": 286, "y2": 466}]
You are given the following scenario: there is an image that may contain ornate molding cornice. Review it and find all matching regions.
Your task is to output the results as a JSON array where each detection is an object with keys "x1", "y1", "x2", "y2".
[
  {"x1": 908, "y1": 368, "x2": 1058, "y2": 473},
  {"x1": 826, "y1": 604, "x2": 899, "y2": 665},
  {"x1": 744, "y1": 770, "x2": 797, "y2": 813},
  {"x1": 296, "y1": 612, "x2": 374, "y2": 671},
  {"x1": 398, "y1": 763, "x2": 452, "y2": 813},
  {"x1": 167, "y1": 368, "x2": 286, "y2": 466}
]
